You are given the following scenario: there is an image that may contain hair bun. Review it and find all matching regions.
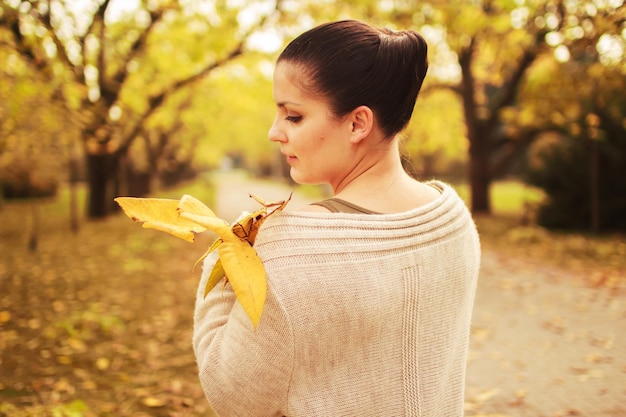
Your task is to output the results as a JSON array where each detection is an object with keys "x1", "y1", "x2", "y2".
[{"x1": 278, "y1": 20, "x2": 429, "y2": 137}]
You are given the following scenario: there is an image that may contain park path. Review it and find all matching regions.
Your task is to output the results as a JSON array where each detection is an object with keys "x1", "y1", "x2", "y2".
[{"x1": 212, "y1": 170, "x2": 625, "y2": 417}]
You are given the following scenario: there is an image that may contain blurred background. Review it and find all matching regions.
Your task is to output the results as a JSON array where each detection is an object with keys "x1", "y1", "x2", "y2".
[{"x1": 0, "y1": 0, "x2": 624, "y2": 416}]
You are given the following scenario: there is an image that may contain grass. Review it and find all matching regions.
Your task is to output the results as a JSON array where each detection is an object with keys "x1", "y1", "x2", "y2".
[{"x1": 453, "y1": 179, "x2": 545, "y2": 216}]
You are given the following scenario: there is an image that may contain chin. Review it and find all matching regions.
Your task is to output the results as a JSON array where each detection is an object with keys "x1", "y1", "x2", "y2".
[
  {"x1": 289, "y1": 169, "x2": 316, "y2": 186},
  {"x1": 289, "y1": 170, "x2": 306, "y2": 185}
]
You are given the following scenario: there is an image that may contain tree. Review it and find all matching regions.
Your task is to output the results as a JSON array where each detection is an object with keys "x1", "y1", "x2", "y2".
[
  {"x1": 402, "y1": 89, "x2": 467, "y2": 179},
  {"x1": 0, "y1": 0, "x2": 283, "y2": 218},
  {"x1": 387, "y1": 0, "x2": 624, "y2": 213},
  {"x1": 0, "y1": 46, "x2": 77, "y2": 201},
  {"x1": 521, "y1": 6, "x2": 626, "y2": 231},
  {"x1": 387, "y1": 1, "x2": 554, "y2": 213}
]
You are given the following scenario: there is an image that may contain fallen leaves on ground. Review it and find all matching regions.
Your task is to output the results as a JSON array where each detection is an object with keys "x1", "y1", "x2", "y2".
[
  {"x1": 474, "y1": 215, "x2": 626, "y2": 291},
  {"x1": 0, "y1": 200, "x2": 216, "y2": 416}
]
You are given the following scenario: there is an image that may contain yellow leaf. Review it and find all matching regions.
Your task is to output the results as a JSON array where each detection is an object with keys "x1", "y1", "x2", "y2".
[
  {"x1": 178, "y1": 210, "x2": 233, "y2": 240},
  {"x1": 68, "y1": 338, "x2": 87, "y2": 353},
  {"x1": 142, "y1": 397, "x2": 165, "y2": 407},
  {"x1": 57, "y1": 355, "x2": 72, "y2": 365},
  {"x1": 81, "y1": 380, "x2": 97, "y2": 390},
  {"x1": 208, "y1": 238, "x2": 224, "y2": 253},
  {"x1": 177, "y1": 194, "x2": 217, "y2": 217},
  {"x1": 205, "y1": 257, "x2": 226, "y2": 298},
  {"x1": 115, "y1": 197, "x2": 207, "y2": 242},
  {"x1": 219, "y1": 240, "x2": 267, "y2": 329},
  {"x1": 115, "y1": 192, "x2": 291, "y2": 329},
  {"x1": 193, "y1": 238, "x2": 223, "y2": 272},
  {"x1": 0, "y1": 310, "x2": 10, "y2": 323},
  {"x1": 53, "y1": 378, "x2": 74, "y2": 393},
  {"x1": 95, "y1": 357, "x2": 110, "y2": 370},
  {"x1": 473, "y1": 388, "x2": 500, "y2": 403}
]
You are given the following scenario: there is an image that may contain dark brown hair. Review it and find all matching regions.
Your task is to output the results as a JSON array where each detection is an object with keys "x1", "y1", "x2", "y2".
[{"x1": 277, "y1": 20, "x2": 428, "y2": 138}]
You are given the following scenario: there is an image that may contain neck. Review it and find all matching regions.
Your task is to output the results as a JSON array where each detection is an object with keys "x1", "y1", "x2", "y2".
[{"x1": 331, "y1": 138, "x2": 407, "y2": 198}]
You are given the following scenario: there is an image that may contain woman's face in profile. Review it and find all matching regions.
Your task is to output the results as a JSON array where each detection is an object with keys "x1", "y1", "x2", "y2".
[{"x1": 268, "y1": 62, "x2": 355, "y2": 187}]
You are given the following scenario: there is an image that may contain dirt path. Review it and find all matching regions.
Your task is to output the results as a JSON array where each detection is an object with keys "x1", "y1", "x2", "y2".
[
  {"x1": 466, "y1": 253, "x2": 624, "y2": 417},
  {"x1": 210, "y1": 171, "x2": 316, "y2": 222}
]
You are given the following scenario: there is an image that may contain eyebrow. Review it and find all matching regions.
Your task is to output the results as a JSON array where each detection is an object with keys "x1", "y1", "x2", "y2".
[{"x1": 276, "y1": 101, "x2": 302, "y2": 108}]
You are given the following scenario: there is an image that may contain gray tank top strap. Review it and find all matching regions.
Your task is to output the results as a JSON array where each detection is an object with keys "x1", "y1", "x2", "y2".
[{"x1": 311, "y1": 198, "x2": 380, "y2": 214}]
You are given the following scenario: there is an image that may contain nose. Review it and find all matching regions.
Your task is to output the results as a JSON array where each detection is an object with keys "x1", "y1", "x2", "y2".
[{"x1": 268, "y1": 117, "x2": 287, "y2": 143}]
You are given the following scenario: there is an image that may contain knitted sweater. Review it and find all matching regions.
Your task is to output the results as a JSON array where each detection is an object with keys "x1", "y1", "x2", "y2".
[{"x1": 193, "y1": 182, "x2": 480, "y2": 417}]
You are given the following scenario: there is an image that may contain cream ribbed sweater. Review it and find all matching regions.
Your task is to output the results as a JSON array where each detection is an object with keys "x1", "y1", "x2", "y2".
[{"x1": 193, "y1": 182, "x2": 480, "y2": 417}]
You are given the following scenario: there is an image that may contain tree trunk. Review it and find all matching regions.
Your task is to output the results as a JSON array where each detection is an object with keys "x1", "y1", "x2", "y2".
[
  {"x1": 469, "y1": 134, "x2": 492, "y2": 214},
  {"x1": 589, "y1": 137, "x2": 600, "y2": 232},
  {"x1": 28, "y1": 203, "x2": 39, "y2": 252},
  {"x1": 68, "y1": 155, "x2": 81, "y2": 232},
  {"x1": 458, "y1": 39, "x2": 493, "y2": 215},
  {"x1": 86, "y1": 151, "x2": 119, "y2": 218}
]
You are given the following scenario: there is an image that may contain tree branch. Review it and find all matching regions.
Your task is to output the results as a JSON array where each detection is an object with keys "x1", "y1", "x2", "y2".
[
  {"x1": 95, "y1": 1, "x2": 108, "y2": 97},
  {"x1": 0, "y1": 5, "x2": 47, "y2": 71},
  {"x1": 109, "y1": 6, "x2": 169, "y2": 89},
  {"x1": 485, "y1": 30, "x2": 545, "y2": 133},
  {"x1": 38, "y1": 0, "x2": 78, "y2": 79},
  {"x1": 419, "y1": 81, "x2": 461, "y2": 97},
  {"x1": 81, "y1": 0, "x2": 111, "y2": 46},
  {"x1": 458, "y1": 36, "x2": 480, "y2": 144},
  {"x1": 117, "y1": 0, "x2": 283, "y2": 152}
]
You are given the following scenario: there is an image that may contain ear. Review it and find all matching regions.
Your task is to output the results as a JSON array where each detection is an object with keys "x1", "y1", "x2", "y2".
[{"x1": 348, "y1": 105, "x2": 374, "y2": 144}]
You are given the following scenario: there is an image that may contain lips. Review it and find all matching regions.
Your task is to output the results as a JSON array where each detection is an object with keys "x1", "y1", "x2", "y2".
[{"x1": 282, "y1": 151, "x2": 297, "y2": 164}]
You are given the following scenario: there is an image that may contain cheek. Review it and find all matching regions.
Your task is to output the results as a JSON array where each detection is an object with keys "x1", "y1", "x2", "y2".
[
  {"x1": 294, "y1": 127, "x2": 324, "y2": 151},
  {"x1": 293, "y1": 117, "x2": 341, "y2": 157},
  {"x1": 305, "y1": 137, "x2": 331, "y2": 159}
]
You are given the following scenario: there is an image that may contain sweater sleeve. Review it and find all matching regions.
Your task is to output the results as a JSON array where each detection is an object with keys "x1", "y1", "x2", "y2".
[{"x1": 192, "y1": 252, "x2": 293, "y2": 417}]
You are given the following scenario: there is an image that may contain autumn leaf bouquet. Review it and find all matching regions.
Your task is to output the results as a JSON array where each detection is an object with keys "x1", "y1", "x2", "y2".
[{"x1": 115, "y1": 193, "x2": 290, "y2": 328}]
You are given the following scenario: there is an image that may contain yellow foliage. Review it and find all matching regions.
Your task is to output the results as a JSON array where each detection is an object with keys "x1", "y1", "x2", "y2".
[
  {"x1": 114, "y1": 197, "x2": 210, "y2": 243},
  {"x1": 114, "y1": 193, "x2": 291, "y2": 328}
]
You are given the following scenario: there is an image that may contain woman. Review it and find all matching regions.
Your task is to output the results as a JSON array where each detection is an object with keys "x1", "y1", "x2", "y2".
[{"x1": 193, "y1": 20, "x2": 480, "y2": 416}]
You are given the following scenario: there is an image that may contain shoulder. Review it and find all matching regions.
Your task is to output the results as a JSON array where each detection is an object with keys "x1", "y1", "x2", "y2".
[{"x1": 289, "y1": 204, "x2": 332, "y2": 213}]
